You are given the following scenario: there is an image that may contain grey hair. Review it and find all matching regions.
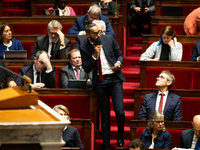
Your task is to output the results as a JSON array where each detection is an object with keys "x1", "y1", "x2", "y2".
[
  {"x1": 47, "y1": 20, "x2": 63, "y2": 30},
  {"x1": 88, "y1": 4, "x2": 101, "y2": 15},
  {"x1": 92, "y1": 20, "x2": 106, "y2": 32}
]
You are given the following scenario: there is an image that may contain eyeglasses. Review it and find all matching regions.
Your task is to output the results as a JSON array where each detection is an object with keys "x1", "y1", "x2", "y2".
[
  {"x1": 92, "y1": 30, "x2": 102, "y2": 36},
  {"x1": 88, "y1": 14, "x2": 99, "y2": 21},
  {"x1": 154, "y1": 121, "x2": 164, "y2": 124},
  {"x1": 48, "y1": 30, "x2": 58, "y2": 36},
  {"x1": 156, "y1": 76, "x2": 166, "y2": 80}
]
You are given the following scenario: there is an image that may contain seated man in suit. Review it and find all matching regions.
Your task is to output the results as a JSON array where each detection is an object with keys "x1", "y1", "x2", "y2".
[
  {"x1": 16, "y1": 50, "x2": 56, "y2": 89},
  {"x1": 73, "y1": 20, "x2": 106, "y2": 50},
  {"x1": 129, "y1": 139, "x2": 145, "y2": 150},
  {"x1": 138, "y1": 70, "x2": 182, "y2": 121},
  {"x1": 53, "y1": 105, "x2": 83, "y2": 150},
  {"x1": 30, "y1": 20, "x2": 71, "y2": 59},
  {"x1": 67, "y1": 4, "x2": 116, "y2": 38},
  {"x1": 179, "y1": 115, "x2": 200, "y2": 149},
  {"x1": 60, "y1": 49, "x2": 92, "y2": 88},
  {"x1": 91, "y1": 0, "x2": 120, "y2": 15},
  {"x1": 190, "y1": 41, "x2": 200, "y2": 61}
]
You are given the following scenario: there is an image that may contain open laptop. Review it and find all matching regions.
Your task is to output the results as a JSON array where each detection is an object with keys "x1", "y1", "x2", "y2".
[
  {"x1": 5, "y1": 50, "x2": 27, "y2": 59},
  {"x1": 43, "y1": 9, "x2": 59, "y2": 16},
  {"x1": 68, "y1": 79, "x2": 87, "y2": 89}
]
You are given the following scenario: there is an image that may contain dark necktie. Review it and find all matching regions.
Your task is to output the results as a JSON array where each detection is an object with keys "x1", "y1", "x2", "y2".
[
  {"x1": 195, "y1": 137, "x2": 200, "y2": 150},
  {"x1": 51, "y1": 42, "x2": 55, "y2": 57},
  {"x1": 36, "y1": 72, "x2": 40, "y2": 83},
  {"x1": 158, "y1": 93, "x2": 165, "y2": 113}
]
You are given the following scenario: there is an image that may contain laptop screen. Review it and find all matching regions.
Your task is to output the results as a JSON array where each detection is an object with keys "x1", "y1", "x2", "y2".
[
  {"x1": 68, "y1": 79, "x2": 87, "y2": 89},
  {"x1": 5, "y1": 50, "x2": 27, "y2": 59}
]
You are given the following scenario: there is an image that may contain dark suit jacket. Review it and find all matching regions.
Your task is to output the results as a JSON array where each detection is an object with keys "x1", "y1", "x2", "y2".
[
  {"x1": 30, "y1": 35, "x2": 71, "y2": 59},
  {"x1": 80, "y1": 35, "x2": 125, "y2": 88},
  {"x1": 140, "y1": 129, "x2": 172, "y2": 149},
  {"x1": 16, "y1": 63, "x2": 56, "y2": 88},
  {"x1": 0, "y1": 61, "x2": 16, "y2": 83},
  {"x1": 60, "y1": 64, "x2": 92, "y2": 88},
  {"x1": 67, "y1": 14, "x2": 116, "y2": 38},
  {"x1": 73, "y1": 35, "x2": 87, "y2": 50},
  {"x1": 62, "y1": 126, "x2": 84, "y2": 150},
  {"x1": 190, "y1": 40, "x2": 200, "y2": 61},
  {"x1": 138, "y1": 91, "x2": 182, "y2": 121},
  {"x1": 179, "y1": 129, "x2": 194, "y2": 148},
  {"x1": 91, "y1": 1, "x2": 120, "y2": 15},
  {"x1": 130, "y1": 0, "x2": 155, "y2": 13}
]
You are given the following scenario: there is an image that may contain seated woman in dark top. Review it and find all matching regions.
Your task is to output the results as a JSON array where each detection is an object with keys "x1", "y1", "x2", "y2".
[
  {"x1": 53, "y1": 105, "x2": 84, "y2": 150},
  {"x1": 140, "y1": 26, "x2": 182, "y2": 61},
  {"x1": 0, "y1": 23, "x2": 24, "y2": 59},
  {"x1": 140, "y1": 110, "x2": 172, "y2": 149}
]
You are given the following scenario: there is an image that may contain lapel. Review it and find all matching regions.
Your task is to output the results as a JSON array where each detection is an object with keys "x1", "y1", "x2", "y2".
[
  {"x1": 44, "y1": 36, "x2": 49, "y2": 53},
  {"x1": 147, "y1": 0, "x2": 150, "y2": 7},
  {"x1": 150, "y1": 92, "x2": 158, "y2": 113},
  {"x1": 41, "y1": 69, "x2": 47, "y2": 83},
  {"x1": 80, "y1": 67, "x2": 86, "y2": 79},
  {"x1": 69, "y1": 65, "x2": 76, "y2": 79},
  {"x1": 28, "y1": 64, "x2": 34, "y2": 84},
  {"x1": 163, "y1": 92, "x2": 172, "y2": 114}
]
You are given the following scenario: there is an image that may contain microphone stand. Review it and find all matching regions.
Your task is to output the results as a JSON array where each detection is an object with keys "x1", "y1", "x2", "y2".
[{"x1": 0, "y1": 65, "x2": 33, "y2": 93}]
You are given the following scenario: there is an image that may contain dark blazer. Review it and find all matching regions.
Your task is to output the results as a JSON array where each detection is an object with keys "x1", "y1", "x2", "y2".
[
  {"x1": 60, "y1": 63, "x2": 92, "y2": 88},
  {"x1": 67, "y1": 14, "x2": 116, "y2": 38},
  {"x1": 179, "y1": 129, "x2": 194, "y2": 148},
  {"x1": 30, "y1": 35, "x2": 71, "y2": 59},
  {"x1": 62, "y1": 126, "x2": 84, "y2": 150},
  {"x1": 16, "y1": 63, "x2": 56, "y2": 88},
  {"x1": 73, "y1": 35, "x2": 87, "y2": 50},
  {"x1": 190, "y1": 40, "x2": 200, "y2": 61},
  {"x1": 130, "y1": 0, "x2": 155, "y2": 13},
  {"x1": 80, "y1": 35, "x2": 125, "y2": 88},
  {"x1": 138, "y1": 91, "x2": 182, "y2": 121},
  {"x1": 140, "y1": 129, "x2": 172, "y2": 149},
  {"x1": 91, "y1": 1, "x2": 120, "y2": 15},
  {"x1": 0, "y1": 61, "x2": 16, "y2": 83}
]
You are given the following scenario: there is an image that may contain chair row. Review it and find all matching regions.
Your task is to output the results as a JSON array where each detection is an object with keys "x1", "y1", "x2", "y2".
[
  {"x1": 134, "y1": 88, "x2": 200, "y2": 121},
  {"x1": 130, "y1": 120, "x2": 192, "y2": 148},
  {"x1": 140, "y1": 61, "x2": 200, "y2": 90},
  {"x1": 142, "y1": 34, "x2": 198, "y2": 61}
]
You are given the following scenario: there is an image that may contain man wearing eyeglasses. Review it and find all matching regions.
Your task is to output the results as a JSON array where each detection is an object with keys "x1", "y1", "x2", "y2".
[
  {"x1": 16, "y1": 50, "x2": 56, "y2": 89},
  {"x1": 67, "y1": 4, "x2": 116, "y2": 38},
  {"x1": 80, "y1": 23, "x2": 125, "y2": 149},
  {"x1": 138, "y1": 70, "x2": 182, "y2": 121},
  {"x1": 73, "y1": 20, "x2": 106, "y2": 50},
  {"x1": 30, "y1": 20, "x2": 71, "y2": 59}
]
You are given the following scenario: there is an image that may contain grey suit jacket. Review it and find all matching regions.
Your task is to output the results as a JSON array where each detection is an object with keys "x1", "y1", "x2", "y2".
[
  {"x1": 60, "y1": 64, "x2": 92, "y2": 88},
  {"x1": 30, "y1": 35, "x2": 71, "y2": 59},
  {"x1": 179, "y1": 129, "x2": 194, "y2": 148}
]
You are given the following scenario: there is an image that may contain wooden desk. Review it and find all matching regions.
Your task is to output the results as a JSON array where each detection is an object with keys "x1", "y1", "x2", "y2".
[
  {"x1": 151, "y1": 16, "x2": 185, "y2": 35},
  {"x1": 155, "y1": 0, "x2": 200, "y2": 16}
]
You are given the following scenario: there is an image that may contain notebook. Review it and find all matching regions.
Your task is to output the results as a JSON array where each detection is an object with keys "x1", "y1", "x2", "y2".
[
  {"x1": 68, "y1": 79, "x2": 87, "y2": 89},
  {"x1": 5, "y1": 50, "x2": 27, "y2": 59},
  {"x1": 43, "y1": 9, "x2": 59, "y2": 16}
]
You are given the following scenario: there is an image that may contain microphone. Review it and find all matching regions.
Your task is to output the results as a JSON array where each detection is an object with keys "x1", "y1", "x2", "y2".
[
  {"x1": 96, "y1": 39, "x2": 101, "y2": 59},
  {"x1": 0, "y1": 63, "x2": 33, "y2": 93}
]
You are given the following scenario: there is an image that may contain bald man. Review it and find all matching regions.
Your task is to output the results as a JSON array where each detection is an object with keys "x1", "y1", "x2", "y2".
[{"x1": 179, "y1": 115, "x2": 200, "y2": 148}]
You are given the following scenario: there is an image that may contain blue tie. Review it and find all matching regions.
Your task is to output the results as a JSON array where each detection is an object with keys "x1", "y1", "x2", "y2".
[{"x1": 195, "y1": 137, "x2": 200, "y2": 150}]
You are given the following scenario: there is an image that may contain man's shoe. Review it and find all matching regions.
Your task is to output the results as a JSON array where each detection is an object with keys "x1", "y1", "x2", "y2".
[{"x1": 117, "y1": 138, "x2": 124, "y2": 147}]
